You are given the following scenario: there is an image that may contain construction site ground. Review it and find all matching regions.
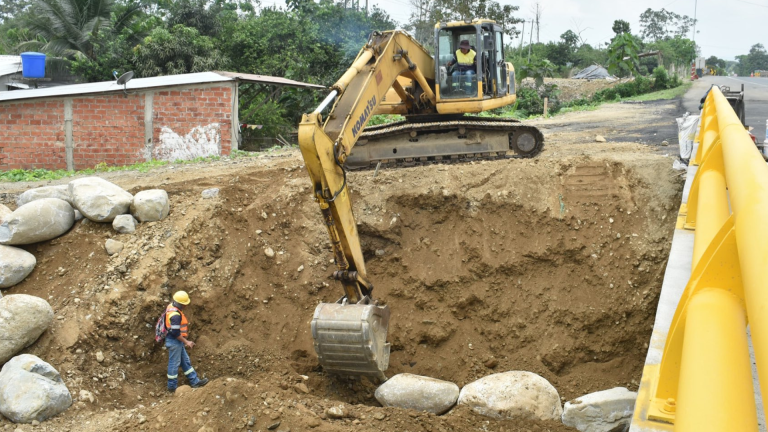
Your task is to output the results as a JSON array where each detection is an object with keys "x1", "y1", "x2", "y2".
[{"x1": 0, "y1": 98, "x2": 685, "y2": 432}]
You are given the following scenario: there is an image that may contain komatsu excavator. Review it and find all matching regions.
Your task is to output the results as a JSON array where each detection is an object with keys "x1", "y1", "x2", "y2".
[{"x1": 298, "y1": 19, "x2": 543, "y2": 380}]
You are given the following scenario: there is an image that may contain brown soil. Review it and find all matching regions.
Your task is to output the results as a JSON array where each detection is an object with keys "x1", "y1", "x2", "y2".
[
  {"x1": 522, "y1": 77, "x2": 629, "y2": 103},
  {"x1": 0, "y1": 100, "x2": 684, "y2": 432}
]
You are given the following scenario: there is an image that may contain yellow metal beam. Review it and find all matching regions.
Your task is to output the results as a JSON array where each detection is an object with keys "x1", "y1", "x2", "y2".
[{"x1": 675, "y1": 288, "x2": 757, "y2": 432}]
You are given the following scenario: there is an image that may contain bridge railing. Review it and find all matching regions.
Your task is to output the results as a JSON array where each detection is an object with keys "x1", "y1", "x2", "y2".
[{"x1": 636, "y1": 86, "x2": 767, "y2": 431}]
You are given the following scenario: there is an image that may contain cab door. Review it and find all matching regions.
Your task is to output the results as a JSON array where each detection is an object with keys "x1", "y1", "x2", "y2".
[{"x1": 495, "y1": 30, "x2": 507, "y2": 96}]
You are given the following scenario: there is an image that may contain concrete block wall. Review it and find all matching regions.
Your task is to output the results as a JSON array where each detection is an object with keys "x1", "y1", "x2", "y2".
[{"x1": 0, "y1": 83, "x2": 236, "y2": 170}]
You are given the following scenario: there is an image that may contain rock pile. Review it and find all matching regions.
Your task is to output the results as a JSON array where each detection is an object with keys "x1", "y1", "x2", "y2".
[
  {"x1": 0, "y1": 177, "x2": 170, "y2": 290},
  {"x1": 0, "y1": 354, "x2": 72, "y2": 423}
]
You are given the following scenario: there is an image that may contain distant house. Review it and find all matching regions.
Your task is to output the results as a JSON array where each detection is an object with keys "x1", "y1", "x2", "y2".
[
  {"x1": 0, "y1": 56, "x2": 27, "y2": 91},
  {"x1": 0, "y1": 71, "x2": 324, "y2": 170}
]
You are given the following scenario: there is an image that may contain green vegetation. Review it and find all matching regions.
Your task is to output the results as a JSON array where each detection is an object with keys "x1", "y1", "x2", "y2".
[
  {"x1": 0, "y1": 156, "x2": 244, "y2": 183},
  {"x1": 624, "y1": 82, "x2": 692, "y2": 101}
]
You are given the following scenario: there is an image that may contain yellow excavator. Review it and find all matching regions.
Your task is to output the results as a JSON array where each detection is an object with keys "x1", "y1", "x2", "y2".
[{"x1": 298, "y1": 19, "x2": 543, "y2": 380}]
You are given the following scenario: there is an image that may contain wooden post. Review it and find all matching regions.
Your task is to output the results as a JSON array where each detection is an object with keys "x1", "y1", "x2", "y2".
[{"x1": 543, "y1": 97, "x2": 548, "y2": 117}]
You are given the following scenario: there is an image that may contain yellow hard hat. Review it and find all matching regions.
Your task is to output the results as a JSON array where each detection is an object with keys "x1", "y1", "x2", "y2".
[{"x1": 173, "y1": 291, "x2": 191, "y2": 305}]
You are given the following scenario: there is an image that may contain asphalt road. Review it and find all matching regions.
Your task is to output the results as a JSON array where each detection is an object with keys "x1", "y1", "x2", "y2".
[{"x1": 683, "y1": 75, "x2": 768, "y2": 143}]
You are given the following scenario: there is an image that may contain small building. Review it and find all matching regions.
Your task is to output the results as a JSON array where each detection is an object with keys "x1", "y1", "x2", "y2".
[{"x1": 0, "y1": 71, "x2": 323, "y2": 170}]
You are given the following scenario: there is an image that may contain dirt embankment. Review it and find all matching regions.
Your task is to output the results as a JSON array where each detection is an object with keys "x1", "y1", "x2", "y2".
[{"x1": 0, "y1": 101, "x2": 684, "y2": 432}]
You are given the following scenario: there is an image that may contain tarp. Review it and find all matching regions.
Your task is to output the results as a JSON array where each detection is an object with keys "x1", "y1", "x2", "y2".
[
  {"x1": 572, "y1": 65, "x2": 612, "y2": 79},
  {"x1": 676, "y1": 112, "x2": 700, "y2": 160}
]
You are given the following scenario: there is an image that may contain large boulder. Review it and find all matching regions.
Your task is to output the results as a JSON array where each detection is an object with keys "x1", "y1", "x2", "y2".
[
  {"x1": 562, "y1": 387, "x2": 637, "y2": 432},
  {"x1": 375, "y1": 373, "x2": 459, "y2": 414},
  {"x1": 130, "y1": 189, "x2": 169, "y2": 222},
  {"x1": 0, "y1": 199, "x2": 75, "y2": 245},
  {"x1": 0, "y1": 245, "x2": 36, "y2": 288},
  {"x1": 69, "y1": 177, "x2": 133, "y2": 222},
  {"x1": 0, "y1": 354, "x2": 72, "y2": 423},
  {"x1": 458, "y1": 371, "x2": 562, "y2": 421},
  {"x1": 16, "y1": 185, "x2": 72, "y2": 207},
  {"x1": 0, "y1": 295, "x2": 54, "y2": 364}
]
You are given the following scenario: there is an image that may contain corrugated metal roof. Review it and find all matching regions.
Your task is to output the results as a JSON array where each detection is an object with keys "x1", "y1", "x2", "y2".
[
  {"x1": 0, "y1": 71, "x2": 325, "y2": 103},
  {"x1": 214, "y1": 71, "x2": 325, "y2": 89},
  {"x1": 0, "y1": 56, "x2": 21, "y2": 77}
]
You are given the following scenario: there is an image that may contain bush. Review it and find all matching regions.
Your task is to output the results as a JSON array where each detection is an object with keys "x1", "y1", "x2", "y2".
[
  {"x1": 516, "y1": 86, "x2": 544, "y2": 116},
  {"x1": 653, "y1": 66, "x2": 670, "y2": 89}
]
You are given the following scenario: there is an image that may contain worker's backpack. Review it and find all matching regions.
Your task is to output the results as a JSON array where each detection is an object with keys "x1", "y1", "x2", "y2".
[{"x1": 154, "y1": 311, "x2": 168, "y2": 343}]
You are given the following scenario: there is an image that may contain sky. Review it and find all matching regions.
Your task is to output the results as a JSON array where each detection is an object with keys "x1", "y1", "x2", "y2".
[{"x1": 358, "y1": 0, "x2": 767, "y2": 61}]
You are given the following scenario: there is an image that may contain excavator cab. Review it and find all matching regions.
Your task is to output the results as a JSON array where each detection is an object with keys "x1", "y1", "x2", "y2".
[{"x1": 436, "y1": 21, "x2": 509, "y2": 100}]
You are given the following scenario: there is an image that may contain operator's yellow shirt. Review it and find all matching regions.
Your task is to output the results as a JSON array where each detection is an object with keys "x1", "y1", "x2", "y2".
[{"x1": 455, "y1": 49, "x2": 476, "y2": 66}]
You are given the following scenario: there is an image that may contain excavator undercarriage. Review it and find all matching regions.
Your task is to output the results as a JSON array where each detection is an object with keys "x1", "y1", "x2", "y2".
[{"x1": 347, "y1": 115, "x2": 544, "y2": 169}]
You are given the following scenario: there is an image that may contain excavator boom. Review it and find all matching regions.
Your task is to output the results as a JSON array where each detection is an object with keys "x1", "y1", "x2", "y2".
[{"x1": 298, "y1": 22, "x2": 543, "y2": 380}]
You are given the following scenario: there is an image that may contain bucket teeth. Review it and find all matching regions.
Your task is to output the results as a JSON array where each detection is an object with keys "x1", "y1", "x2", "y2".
[{"x1": 311, "y1": 302, "x2": 391, "y2": 381}]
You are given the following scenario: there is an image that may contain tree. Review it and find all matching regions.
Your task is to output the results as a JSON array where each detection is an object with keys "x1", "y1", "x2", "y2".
[
  {"x1": 0, "y1": 0, "x2": 30, "y2": 23},
  {"x1": 639, "y1": 8, "x2": 695, "y2": 42},
  {"x1": 735, "y1": 43, "x2": 768, "y2": 75},
  {"x1": 612, "y1": 20, "x2": 630, "y2": 35},
  {"x1": 560, "y1": 30, "x2": 578, "y2": 48},
  {"x1": 132, "y1": 24, "x2": 228, "y2": 77},
  {"x1": 405, "y1": 0, "x2": 524, "y2": 48},
  {"x1": 19, "y1": 0, "x2": 145, "y2": 62},
  {"x1": 607, "y1": 20, "x2": 639, "y2": 77}
]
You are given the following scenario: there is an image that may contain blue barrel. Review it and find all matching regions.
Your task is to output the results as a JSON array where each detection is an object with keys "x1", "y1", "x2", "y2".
[{"x1": 20, "y1": 52, "x2": 46, "y2": 78}]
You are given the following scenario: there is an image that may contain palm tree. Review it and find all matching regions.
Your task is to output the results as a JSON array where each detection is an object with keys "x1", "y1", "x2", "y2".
[{"x1": 18, "y1": 0, "x2": 143, "y2": 61}]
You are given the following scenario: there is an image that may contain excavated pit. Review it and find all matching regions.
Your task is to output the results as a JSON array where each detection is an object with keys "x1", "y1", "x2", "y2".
[{"x1": 0, "y1": 150, "x2": 682, "y2": 432}]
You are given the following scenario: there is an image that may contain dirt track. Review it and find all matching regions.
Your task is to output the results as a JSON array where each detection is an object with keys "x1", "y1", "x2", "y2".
[{"x1": 0, "y1": 98, "x2": 684, "y2": 432}]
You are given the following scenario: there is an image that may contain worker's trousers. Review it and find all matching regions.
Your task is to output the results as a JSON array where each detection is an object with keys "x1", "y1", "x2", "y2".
[{"x1": 166, "y1": 337, "x2": 201, "y2": 390}]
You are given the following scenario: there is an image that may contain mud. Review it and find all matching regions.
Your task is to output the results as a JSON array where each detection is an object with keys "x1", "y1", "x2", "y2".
[{"x1": 0, "y1": 100, "x2": 684, "y2": 432}]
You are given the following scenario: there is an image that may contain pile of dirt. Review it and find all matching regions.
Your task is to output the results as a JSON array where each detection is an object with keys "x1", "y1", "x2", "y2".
[
  {"x1": 0, "y1": 103, "x2": 684, "y2": 432},
  {"x1": 521, "y1": 77, "x2": 628, "y2": 103}
]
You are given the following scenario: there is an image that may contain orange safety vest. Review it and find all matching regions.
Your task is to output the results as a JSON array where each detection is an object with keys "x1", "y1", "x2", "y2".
[{"x1": 165, "y1": 304, "x2": 189, "y2": 338}]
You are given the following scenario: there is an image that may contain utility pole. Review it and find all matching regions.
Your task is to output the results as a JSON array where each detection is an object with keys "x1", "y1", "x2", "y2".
[
  {"x1": 519, "y1": 20, "x2": 525, "y2": 52},
  {"x1": 527, "y1": 19, "x2": 533, "y2": 62}
]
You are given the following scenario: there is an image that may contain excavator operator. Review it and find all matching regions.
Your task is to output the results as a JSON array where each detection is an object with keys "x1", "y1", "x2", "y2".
[{"x1": 447, "y1": 40, "x2": 477, "y2": 95}]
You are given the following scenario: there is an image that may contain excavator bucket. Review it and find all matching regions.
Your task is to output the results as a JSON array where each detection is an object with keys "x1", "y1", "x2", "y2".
[{"x1": 311, "y1": 301, "x2": 391, "y2": 381}]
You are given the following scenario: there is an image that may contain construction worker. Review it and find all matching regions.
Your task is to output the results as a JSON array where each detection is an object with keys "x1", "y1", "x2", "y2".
[
  {"x1": 165, "y1": 291, "x2": 209, "y2": 392},
  {"x1": 447, "y1": 39, "x2": 477, "y2": 95}
]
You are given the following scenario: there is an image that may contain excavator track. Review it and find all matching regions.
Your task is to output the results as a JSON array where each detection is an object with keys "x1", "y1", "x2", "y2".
[{"x1": 346, "y1": 116, "x2": 544, "y2": 170}]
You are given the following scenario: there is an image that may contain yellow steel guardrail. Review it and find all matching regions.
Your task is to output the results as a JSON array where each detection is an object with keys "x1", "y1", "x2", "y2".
[{"x1": 635, "y1": 86, "x2": 766, "y2": 431}]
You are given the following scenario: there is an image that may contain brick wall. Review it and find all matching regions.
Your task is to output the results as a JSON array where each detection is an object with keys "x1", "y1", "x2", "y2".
[
  {"x1": 72, "y1": 94, "x2": 145, "y2": 170},
  {"x1": 0, "y1": 84, "x2": 235, "y2": 171},
  {"x1": 0, "y1": 101, "x2": 67, "y2": 170}
]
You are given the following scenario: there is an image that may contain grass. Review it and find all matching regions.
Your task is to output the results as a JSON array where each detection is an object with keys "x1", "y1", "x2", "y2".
[
  {"x1": 623, "y1": 82, "x2": 692, "y2": 102},
  {"x1": 0, "y1": 151, "x2": 268, "y2": 183}
]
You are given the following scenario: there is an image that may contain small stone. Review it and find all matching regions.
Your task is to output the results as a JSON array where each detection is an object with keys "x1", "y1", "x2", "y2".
[
  {"x1": 616, "y1": 233, "x2": 621, "y2": 239},
  {"x1": 137, "y1": 414, "x2": 146, "y2": 424},
  {"x1": 112, "y1": 214, "x2": 136, "y2": 234},
  {"x1": 264, "y1": 247, "x2": 275, "y2": 258},
  {"x1": 79, "y1": 390, "x2": 95, "y2": 403},
  {"x1": 95, "y1": 351, "x2": 105, "y2": 363},
  {"x1": 293, "y1": 383, "x2": 309, "y2": 394},
  {"x1": 325, "y1": 406, "x2": 346, "y2": 419},
  {"x1": 661, "y1": 140, "x2": 669, "y2": 146},
  {"x1": 562, "y1": 387, "x2": 637, "y2": 432},
  {"x1": 201, "y1": 188, "x2": 219, "y2": 199},
  {"x1": 105, "y1": 239, "x2": 124, "y2": 255},
  {"x1": 375, "y1": 249, "x2": 385, "y2": 256},
  {"x1": 270, "y1": 412, "x2": 281, "y2": 420},
  {"x1": 595, "y1": 135, "x2": 606, "y2": 143},
  {"x1": 609, "y1": 218, "x2": 614, "y2": 224},
  {"x1": 261, "y1": 211, "x2": 268, "y2": 220},
  {"x1": 297, "y1": 265, "x2": 304, "y2": 272},
  {"x1": 307, "y1": 417, "x2": 321, "y2": 427},
  {"x1": 373, "y1": 412, "x2": 386, "y2": 420},
  {"x1": 483, "y1": 358, "x2": 499, "y2": 369},
  {"x1": 267, "y1": 421, "x2": 281, "y2": 430},
  {"x1": 31, "y1": 420, "x2": 40, "y2": 426}
]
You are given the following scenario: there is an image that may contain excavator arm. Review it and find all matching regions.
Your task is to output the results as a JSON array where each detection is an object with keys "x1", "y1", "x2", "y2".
[{"x1": 298, "y1": 31, "x2": 435, "y2": 380}]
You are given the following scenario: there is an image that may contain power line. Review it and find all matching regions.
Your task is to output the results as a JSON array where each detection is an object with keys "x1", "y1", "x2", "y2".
[{"x1": 733, "y1": 0, "x2": 768, "y2": 7}]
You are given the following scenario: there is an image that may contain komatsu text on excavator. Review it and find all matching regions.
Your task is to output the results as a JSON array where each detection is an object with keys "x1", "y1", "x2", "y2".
[{"x1": 298, "y1": 19, "x2": 544, "y2": 381}]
